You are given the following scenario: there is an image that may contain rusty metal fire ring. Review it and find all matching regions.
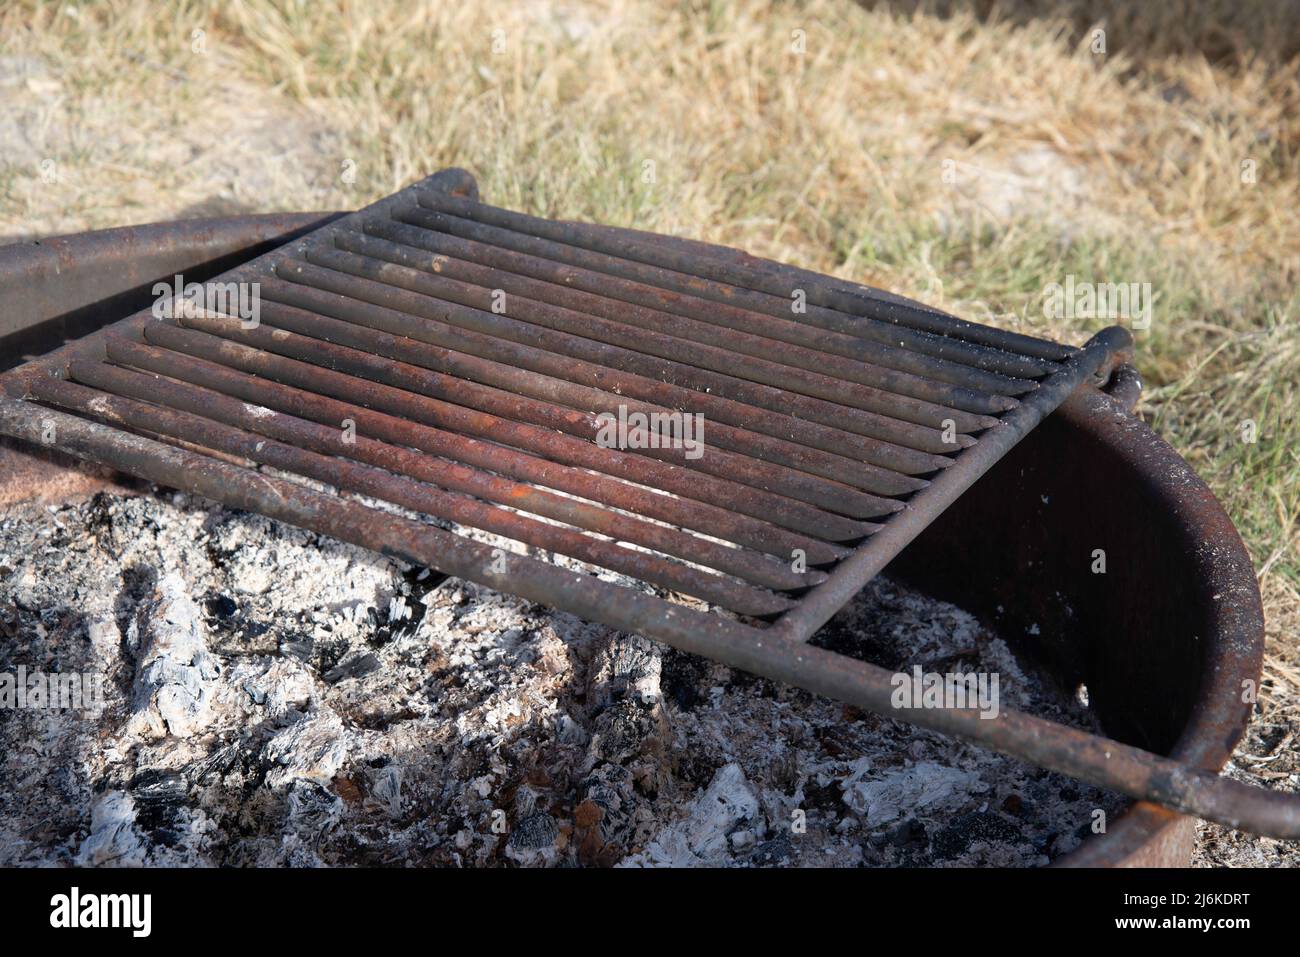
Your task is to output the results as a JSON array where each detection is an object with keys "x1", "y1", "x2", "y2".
[{"x1": 0, "y1": 191, "x2": 1274, "y2": 865}]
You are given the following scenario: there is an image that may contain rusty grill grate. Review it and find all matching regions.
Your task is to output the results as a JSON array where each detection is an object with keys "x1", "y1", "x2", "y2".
[
  {"x1": 0, "y1": 168, "x2": 1128, "y2": 632},
  {"x1": 3, "y1": 168, "x2": 1297, "y2": 839}
]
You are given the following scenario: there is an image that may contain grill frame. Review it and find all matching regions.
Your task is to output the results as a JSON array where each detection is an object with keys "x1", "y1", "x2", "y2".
[
  {"x1": 7, "y1": 168, "x2": 1299, "y2": 839},
  {"x1": 0, "y1": 167, "x2": 1131, "y2": 636}
]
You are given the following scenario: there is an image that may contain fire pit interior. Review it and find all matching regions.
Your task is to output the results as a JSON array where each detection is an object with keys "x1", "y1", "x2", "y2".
[{"x1": 0, "y1": 487, "x2": 1126, "y2": 867}]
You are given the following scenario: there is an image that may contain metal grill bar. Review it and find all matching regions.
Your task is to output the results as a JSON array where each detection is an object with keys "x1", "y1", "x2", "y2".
[
  {"x1": 260, "y1": 263, "x2": 983, "y2": 450},
  {"x1": 149, "y1": 315, "x2": 903, "y2": 519},
  {"x1": 346, "y1": 220, "x2": 1037, "y2": 398},
  {"x1": 277, "y1": 254, "x2": 1002, "y2": 433},
  {"x1": 126, "y1": 324, "x2": 879, "y2": 541},
  {"x1": 769, "y1": 326, "x2": 1132, "y2": 641},
  {"x1": 251, "y1": 274, "x2": 963, "y2": 465},
  {"x1": 60, "y1": 361, "x2": 820, "y2": 592},
  {"x1": 282, "y1": 299, "x2": 925, "y2": 488},
  {"x1": 323, "y1": 230, "x2": 1021, "y2": 413},
  {"x1": 95, "y1": 333, "x2": 846, "y2": 565},
  {"x1": 34, "y1": 372, "x2": 800, "y2": 615},
  {"x1": 408, "y1": 190, "x2": 1069, "y2": 374},
  {"x1": 214, "y1": 299, "x2": 932, "y2": 495}
]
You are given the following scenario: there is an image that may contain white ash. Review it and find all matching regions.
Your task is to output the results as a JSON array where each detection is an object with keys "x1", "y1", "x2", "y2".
[
  {"x1": 262, "y1": 710, "x2": 349, "y2": 790},
  {"x1": 624, "y1": 762, "x2": 761, "y2": 867},
  {"x1": 125, "y1": 573, "x2": 219, "y2": 740},
  {"x1": 76, "y1": 791, "x2": 149, "y2": 867},
  {"x1": 0, "y1": 488, "x2": 1125, "y2": 867},
  {"x1": 840, "y1": 761, "x2": 985, "y2": 826}
]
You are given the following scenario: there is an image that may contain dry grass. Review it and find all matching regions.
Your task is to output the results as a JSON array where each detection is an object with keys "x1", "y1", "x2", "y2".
[{"x1": 1, "y1": 0, "x2": 1297, "y2": 862}]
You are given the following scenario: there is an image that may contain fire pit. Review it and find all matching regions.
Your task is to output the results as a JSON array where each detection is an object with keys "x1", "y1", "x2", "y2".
[{"x1": 0, "y1": 171, "x2": 1285, "y2": 863}]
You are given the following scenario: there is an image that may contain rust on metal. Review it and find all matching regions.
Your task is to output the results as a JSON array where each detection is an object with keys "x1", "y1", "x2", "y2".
[
  {"x1": 1, "y1": 166, "x2": 1296, "y2": 840},
  {"x1": 0, "y1": 212, "x2": 340, "y2": 368}
]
